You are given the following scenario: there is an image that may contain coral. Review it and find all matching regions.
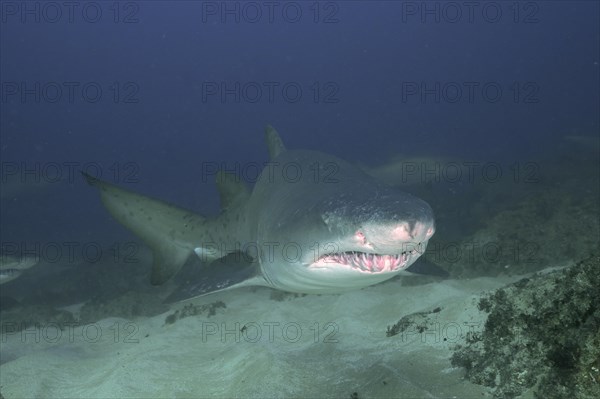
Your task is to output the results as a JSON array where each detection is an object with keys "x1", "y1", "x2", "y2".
[{"x1": 451, "y1": 255, "x2": 600, "y2": 398}]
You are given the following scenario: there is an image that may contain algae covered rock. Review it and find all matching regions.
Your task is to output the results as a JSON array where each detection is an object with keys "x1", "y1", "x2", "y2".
[{"x1": 451, "y1": 255, "x2": 600, "y2": 398}]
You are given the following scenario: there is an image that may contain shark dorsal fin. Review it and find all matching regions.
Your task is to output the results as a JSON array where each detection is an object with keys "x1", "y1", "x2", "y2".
[
  {"x1": 216, "y1": 171, "x2": 250, "y2": 211},
  {"x1": 265, "y1": 124, "x2": 286, "y2": 160}
]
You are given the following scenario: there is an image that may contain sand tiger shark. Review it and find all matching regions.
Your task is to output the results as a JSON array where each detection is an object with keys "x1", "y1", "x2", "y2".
[
  {"x1": 0, "y1": 255, "x2": 38, "y2": 284},
  {"x1": 83, "y1": 126, "x2": 435, "y2": 299}
]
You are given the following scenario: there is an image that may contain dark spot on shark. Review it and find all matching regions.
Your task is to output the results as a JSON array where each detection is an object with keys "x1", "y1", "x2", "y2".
[{"x1": 148, "y1": 216, "x2": 152, "y2": 221}]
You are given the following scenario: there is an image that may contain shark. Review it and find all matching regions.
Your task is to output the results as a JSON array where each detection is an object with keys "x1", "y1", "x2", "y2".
[
  {"x1": 0, "y1": 254, "x2": 38, "y2": 284},
  {"x1": 83, "y1": 125, "x2": 435, "y2": 299}
]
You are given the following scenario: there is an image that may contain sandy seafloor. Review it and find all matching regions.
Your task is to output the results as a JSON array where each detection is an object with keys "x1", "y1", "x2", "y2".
[
  {"x1": 1, "y1": 147, "x2": 597, "y2": 398},
  {"x1": 1, "y1": 269, "x2": 530, "y2": 399}
]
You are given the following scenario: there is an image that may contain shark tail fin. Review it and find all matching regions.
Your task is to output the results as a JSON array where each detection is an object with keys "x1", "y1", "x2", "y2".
[
  {"x1": 82, "y1": 172, "x2": 205, "y2": 285},
  {"x1": 265, "y1": 124, "x2": 286, "y2": 160}
]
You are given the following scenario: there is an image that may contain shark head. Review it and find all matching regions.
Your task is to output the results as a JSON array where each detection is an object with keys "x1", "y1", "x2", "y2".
[
  {"x1": 253, "y1": 149, "x2": 436, "y2": 294},
  {"x1": 313, "y1": 191, "x2": 435, "y2": 272}
]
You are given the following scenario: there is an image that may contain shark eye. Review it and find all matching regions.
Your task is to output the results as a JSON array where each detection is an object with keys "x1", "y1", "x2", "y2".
[{"x1": 354, "y1": 230, "x2": 367, "y2": 244}]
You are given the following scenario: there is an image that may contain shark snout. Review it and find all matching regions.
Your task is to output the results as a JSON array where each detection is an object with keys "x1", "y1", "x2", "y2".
[
  {"x1": 389, "y1": 220, "x2": 434, "y2": 241},
  {"x1": 359, "y1": 220, "x2": 435, "y2": 254}
]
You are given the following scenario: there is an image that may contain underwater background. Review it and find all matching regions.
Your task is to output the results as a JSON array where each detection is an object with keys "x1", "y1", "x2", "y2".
[{"x1": 1, "y1": 1, "x2": 599, "y2": 398}]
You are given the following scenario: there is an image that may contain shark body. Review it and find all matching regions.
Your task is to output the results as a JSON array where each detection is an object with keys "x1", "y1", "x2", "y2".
[
  {"x1": 84, "y1": 126, "x2": 435, "y2": 299},
  {"x1": 0, "y1": 255, "x2": 38, "y2": 284}
]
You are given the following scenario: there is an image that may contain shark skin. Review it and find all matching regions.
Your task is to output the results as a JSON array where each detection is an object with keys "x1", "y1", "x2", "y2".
[{"x1": 83, "y1": 126, "x2": 435, "y2": 299}]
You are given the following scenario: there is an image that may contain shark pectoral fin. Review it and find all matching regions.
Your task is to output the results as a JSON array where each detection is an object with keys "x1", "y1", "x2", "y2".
[
  {"x1": 83, "y1": 172, "x2": 205, "y2": 285},
  {"x1": 406, "y1": 257, "x2": 449, "y2": 278},
  {"x1": 151, "y1": 243, "x2": 194, "y2": 285},
  {"x1": 164, "y1": 254, "x2": 266, "y2": 303}
]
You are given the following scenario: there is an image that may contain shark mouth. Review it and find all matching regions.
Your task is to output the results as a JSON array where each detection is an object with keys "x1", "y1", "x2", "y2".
[{"x1": 312, "y1": 244, "x2": 425, "y2": 273}]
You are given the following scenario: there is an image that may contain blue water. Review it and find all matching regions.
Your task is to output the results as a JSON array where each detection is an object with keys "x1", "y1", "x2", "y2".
[
  {"x1": 2, "y1": 2, "x2": 598, "y2": 244},
  {"x1": 0, "y1": 4, "x2": 598, "y2": 396}
]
